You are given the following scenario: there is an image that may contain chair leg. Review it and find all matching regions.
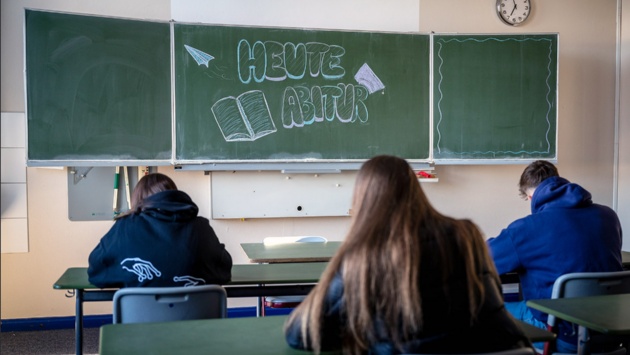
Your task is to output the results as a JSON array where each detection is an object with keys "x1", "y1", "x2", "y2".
[{"x1": 577, "y1": 326, "x2": 590, "y2": 355}]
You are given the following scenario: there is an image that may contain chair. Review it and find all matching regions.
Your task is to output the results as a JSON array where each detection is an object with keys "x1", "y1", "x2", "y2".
[
  {"x1": 262, "y1": 236, "x2": 327, "y2": 313},
  {"x1": 112, "y1": 284, "x2": 227, "y2": 324},
  {"x1": 544, "y1": 270, "x2": 630, "y2": 355}
]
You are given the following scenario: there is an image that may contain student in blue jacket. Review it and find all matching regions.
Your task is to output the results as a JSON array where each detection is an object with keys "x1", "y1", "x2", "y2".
[
  {"x1": 88, "y1": 173, "x2": 232, "y2": 288},
  {"x1": 487, "y1": 160, "x2": 623, "y2": 353},
  {"x1": 285, "y1": 155, "x2": 532, "y2": 355}
]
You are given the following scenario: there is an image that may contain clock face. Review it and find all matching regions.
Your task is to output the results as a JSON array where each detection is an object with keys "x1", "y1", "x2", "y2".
[{"x1": 497, "y1": 0, "x2": 531, "y2": 26}]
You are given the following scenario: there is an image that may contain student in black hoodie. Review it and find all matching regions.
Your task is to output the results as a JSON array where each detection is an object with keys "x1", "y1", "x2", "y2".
[{"x1": 88, "y1": 173, "x2": 232, "y2": 288}]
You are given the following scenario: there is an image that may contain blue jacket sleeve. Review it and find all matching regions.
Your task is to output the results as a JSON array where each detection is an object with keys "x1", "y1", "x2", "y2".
[
  {"x1": 285, "y1": 273, "x2": 345, "y2": 351},
  {"x1": 487, "y1": 227, "x2": 522, "y2": 275}
]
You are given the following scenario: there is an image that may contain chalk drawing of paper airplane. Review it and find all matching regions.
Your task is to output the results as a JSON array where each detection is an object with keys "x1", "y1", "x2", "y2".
[
  {"x1": 354, "y1": 63, "x2": 385, "y2": 94},
  {"x1": 184, "y1": 44, "x2": 215, "y2": 67},
  {"x1": 211, "y1": 90, "x2": 277, "y2": 142}
]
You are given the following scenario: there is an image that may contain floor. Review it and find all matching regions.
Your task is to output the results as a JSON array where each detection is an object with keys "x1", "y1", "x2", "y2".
[{"x1": 0, "y1": 327, "x2": 99, "y2": 354}]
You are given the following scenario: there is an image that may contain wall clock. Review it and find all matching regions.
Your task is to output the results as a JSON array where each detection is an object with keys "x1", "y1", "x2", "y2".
[{"x1": 497, "y1": 0, "x2": 531, "y2": 26}]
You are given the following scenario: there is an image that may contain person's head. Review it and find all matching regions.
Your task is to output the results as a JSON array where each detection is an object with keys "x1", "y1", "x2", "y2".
[
  {"x1": 518, "y1": 160, "x2": 559, "y2": 200},
  {"x1": 127, "y1": 173, "x2": 178, "y2": 214},
  {"x1": 287, "y1": 155, "x2": 495, "y2": 354},
  {"x1": 348, "y1": 154, "x2": 433, "y2": 247}
]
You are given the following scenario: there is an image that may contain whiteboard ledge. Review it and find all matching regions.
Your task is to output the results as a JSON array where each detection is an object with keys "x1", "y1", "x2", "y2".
[
  {"x1": 176, "y1": 161, "x2": 432, "y2": 172},
  {"x1": 418, "y1": 178, "x2": 439, "y2": 183},
  {"x1": 27, "y1": 160, "x2": 172, "y2": 167},
  {"x1": 433, "y1": 158, "x2": 557, "y2": 165},
  {"x1": 281, "y1": 169, "x2": 341, "y2": 174}
]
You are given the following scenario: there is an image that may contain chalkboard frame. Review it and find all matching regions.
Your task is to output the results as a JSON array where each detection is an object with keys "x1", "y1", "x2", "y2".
[
  {"x1": 24, "y1": 9, "x2": 173, "y2": 167},
  {"x1": 24, "y1": 9, "x2": 559, "y2": 169},
  {"x1": 173, "y1": 22, "x2": 432, "y2": 165},
  {"x1": 431, "y1": 33, "x2": 559, "y2": 164}
]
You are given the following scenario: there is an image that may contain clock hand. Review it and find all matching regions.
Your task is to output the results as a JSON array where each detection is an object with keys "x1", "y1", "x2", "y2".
[{"x1": 510, "y1": 0, "x2": 517, "y2": 15}]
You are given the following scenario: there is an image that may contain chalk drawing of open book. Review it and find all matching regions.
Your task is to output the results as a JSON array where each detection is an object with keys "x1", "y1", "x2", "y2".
[{"x1": 211, "y1": 90, "x2": 277, "y2": 142}]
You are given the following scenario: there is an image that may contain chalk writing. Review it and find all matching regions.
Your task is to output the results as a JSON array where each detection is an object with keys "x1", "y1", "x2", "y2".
[
  {"x1": 185, "y1": 45, "x2": 214, "y2": 67},
  {"x1": 211, "y1": 90, "x2": 277, "y2": 142},
  {"x1": 354, "y1": 63, "x2": 385, "y2": 94},
  {"x1": 206, "y1": 38, "x2": 381, "y2": 139},
  {"x1": 237, "y1": 40, "x2": 345, "y2": 84},
  {"x1": 281, "y1": 84, "x2": 369, "y2": 128}
]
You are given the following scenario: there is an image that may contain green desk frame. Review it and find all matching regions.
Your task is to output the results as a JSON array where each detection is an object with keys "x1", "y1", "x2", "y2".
[
  {"x1": 240, "y1": 241, "x2": 341, "y2": 316},
  {"x1": 527, "y1": 294, "x2": 630, "y2": 355},
  {"x1": 99, "y1": 315, "x2": 555, "y2": 355},
  {"x1": 239, "y1": 244, "x2": 630, "y2": 266},
  {"x1": 57, "y1": 251, "x2": 630, "y2": 354},
  {"x1": 54, "y1": 263, "x2": 328, "y2": 355}
]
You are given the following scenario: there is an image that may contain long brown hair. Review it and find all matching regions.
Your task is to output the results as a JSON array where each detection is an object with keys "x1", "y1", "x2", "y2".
[
  {"x1": 285, "y1": 155, "x2": 497, "y2": 354},
  {"x1": 116, "y1": 173, "x2": 177, "y2": 219}
]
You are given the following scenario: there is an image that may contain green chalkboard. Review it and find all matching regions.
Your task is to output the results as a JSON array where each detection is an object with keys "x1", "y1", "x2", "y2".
[
  {"x1": 174, "y1": 24, "x2": 431, "y2": 162},
  {"x1": 24, "y1": 10, "x2": 558, "y2": 167},
  {"x1": 25, "y1": 10, "x2": 172, "y2": 163},
  {"x1": 433, "y1": 34, "x2": 558, "y2": 161}
]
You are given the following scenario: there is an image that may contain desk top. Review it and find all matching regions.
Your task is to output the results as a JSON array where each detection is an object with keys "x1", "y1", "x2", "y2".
[
  {"x1": 99, "y1": 315, "x2": 554, "y2": 355},
  {"x1": 55, "y1": 249, "x2": 630, "y2": 290},
  {"x1": 100, "y1": 315, "x2": 304, "y2": 355},
  {"x1": 54, "y1": 263, "x2": 330, "y2": 290},
  {"x1": 53, "y1": 250, "x2": 629, "y2": 290},
  {"x1": 241, "y1": 242, "x2": 342, "y2": 263},
  {"x1": 527, "y1": 294, "x2": 630, "y2": 335}
]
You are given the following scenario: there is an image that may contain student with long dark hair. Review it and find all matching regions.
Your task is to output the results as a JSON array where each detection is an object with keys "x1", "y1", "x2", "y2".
[
  {"x1": 284, "y1": 155, "x2": 532, "y2": 354},
  {"x1": 88, "y1": 173, "x2": 232, "y2": 288}
]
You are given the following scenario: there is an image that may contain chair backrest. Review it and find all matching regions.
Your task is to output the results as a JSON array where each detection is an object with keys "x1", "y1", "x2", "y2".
[
  {"x1": 547, "y1": 270, "x2": 630, "y2": 326},
  {"x1": 262, "y1": 236, "x2": 327, "y2": 245},
  {"x1": 112, "y1": 285, "x2": 227, "y2": 324}
]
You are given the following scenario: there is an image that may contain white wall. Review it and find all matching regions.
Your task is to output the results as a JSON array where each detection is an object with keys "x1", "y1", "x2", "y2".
[
  {"x1": 1, "y1": 112, "x2": 28, "y2": 254},
  {"x1": 172, "y1": 0, "x2": 419, "y2": 31},
  {"x1": 1, "y1": 0, "x2": 627, "y2": 320},
  {"x1": 619, "y1": 0, "x2": 630, "y2": 253}
]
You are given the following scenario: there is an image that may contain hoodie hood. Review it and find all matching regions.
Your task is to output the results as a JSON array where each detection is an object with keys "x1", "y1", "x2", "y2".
[
  {"x1": 531, "y1": 176, "x2": 592, "y2": 213},
  {"x1": 140, "y1": 190, "x2": 199, "y2": 222}
]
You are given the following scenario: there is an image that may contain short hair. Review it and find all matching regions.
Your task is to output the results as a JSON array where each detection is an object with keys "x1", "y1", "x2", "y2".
[
  {"x1": 518, "y1": 160, "x2": 559, "y2": 199},
  {"x1": 116, "y1": 173, "x2": 178, "y2": 219}
]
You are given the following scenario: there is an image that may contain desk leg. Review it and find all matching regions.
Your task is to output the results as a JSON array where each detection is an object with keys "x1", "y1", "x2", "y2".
[
  {"x1": 75, "y1": 289, "x2": 84, "y2": 355},
  {"x1": 577, "y1": 326, "x2": 590, "y2": 355},
  {"x1": 257, "y1": 284, "x2": 266, "y2": 317}
]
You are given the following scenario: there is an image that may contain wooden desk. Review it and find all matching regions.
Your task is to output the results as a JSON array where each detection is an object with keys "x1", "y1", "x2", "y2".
[
  {"x1": 240, "y1": 242, "x2": 342, "y2": 263},
  {"x1": 527, "y1": 294, "x2": 630, "y2": 355},
  {"x1": 99, "y1": 315, "x2": 555, "y2": 355},
  {"x1": 54, "y1": 263, "x2": 328, "y2": 355},
  {"x1": 623, "y1": 251, "x2": 630, "y2": 268}
]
